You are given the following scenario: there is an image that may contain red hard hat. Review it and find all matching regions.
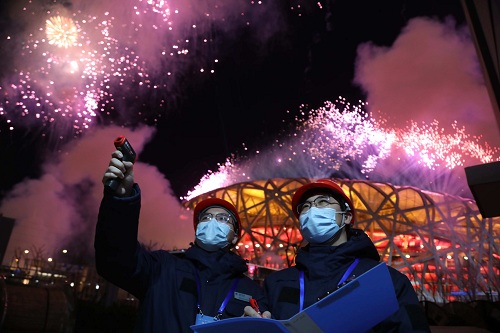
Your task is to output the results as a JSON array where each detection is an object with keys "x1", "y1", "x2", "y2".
[
  {"x1": 193, "y1": 198, "x2": 242, "y2": 239},
  {"x1": 291, "y1": 179, "x2": 355, "y2": 223}
]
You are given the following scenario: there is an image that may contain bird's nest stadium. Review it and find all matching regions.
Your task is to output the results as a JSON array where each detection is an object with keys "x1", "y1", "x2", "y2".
[{"x1": 183, "y1": 178, "x2": 500, "y2": 303}]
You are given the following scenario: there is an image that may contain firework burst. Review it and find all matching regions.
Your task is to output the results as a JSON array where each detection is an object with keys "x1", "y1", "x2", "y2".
[
  {"x1": 184, "y1": 97, "x2": 500, "y2": 200},
  {"x1": 0, "y1": 0, "x2": 283, "y2": 147},
  {"x1": 46, "y1": 15, "x2": 78, "y2": 48},
  {"x1": 0, "y1": 2, "x2": 158, "y2": 145}
]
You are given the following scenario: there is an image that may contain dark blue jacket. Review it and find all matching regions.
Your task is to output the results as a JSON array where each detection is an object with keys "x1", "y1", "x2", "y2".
[
  {"x1": 264, "y1": 228, "x2": 431, "y2": 332},
  {"x1": 95, "y1": 184, "x2": 267, "y2": 333}
]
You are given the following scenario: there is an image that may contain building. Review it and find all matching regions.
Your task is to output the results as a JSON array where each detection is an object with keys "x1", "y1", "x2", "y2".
[{"x1": 183, "y1": 177, "x2": 500, "y2": 303}]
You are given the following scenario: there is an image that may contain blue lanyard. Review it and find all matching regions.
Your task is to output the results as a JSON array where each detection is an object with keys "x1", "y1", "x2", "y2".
[
  {"x1": 195, "y1": 271, "x2": 239, "y2": 319},
  {"x1": 299, "y1": 258, "x2": 360, "y2": 311}
]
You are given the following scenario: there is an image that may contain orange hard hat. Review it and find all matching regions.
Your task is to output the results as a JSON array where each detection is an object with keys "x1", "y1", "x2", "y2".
[
  {"x1": 193, "y1": 198, "x2": 242, "y2": 239},
  {"x1": 291, "y1": 179, "x2": 355, "y2": 223}
]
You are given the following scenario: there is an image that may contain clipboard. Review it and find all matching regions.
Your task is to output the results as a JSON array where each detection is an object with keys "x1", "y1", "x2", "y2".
[{"x1": 191, "y1": 262, "x2": 399, "y2": 333}]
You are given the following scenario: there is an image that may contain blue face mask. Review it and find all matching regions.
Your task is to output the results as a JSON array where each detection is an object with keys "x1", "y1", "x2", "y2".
[
  {"x1": 299, "y1": 207, "x2": 343, "y2": 244},
  {"x1": 195, "y1": 219, "x2": 230, "y2": 251}
]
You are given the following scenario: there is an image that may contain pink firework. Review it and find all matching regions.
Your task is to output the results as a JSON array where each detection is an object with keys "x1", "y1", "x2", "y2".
[
  {"x1": 0, "y1": 3, "x2": 156, "y2": 142},
  {"x1": 185, "y1": 98, "x2": 500, "y2": 200}
]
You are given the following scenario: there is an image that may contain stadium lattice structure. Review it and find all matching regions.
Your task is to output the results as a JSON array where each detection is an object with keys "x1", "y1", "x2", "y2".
[{"x1": 183, "y1": 178, "x2": 500, "y2": 303}]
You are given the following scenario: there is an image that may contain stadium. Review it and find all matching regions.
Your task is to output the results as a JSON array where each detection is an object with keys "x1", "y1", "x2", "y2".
[{"x1": 183, "y1": 177, "x2": 500, "y2": 304}]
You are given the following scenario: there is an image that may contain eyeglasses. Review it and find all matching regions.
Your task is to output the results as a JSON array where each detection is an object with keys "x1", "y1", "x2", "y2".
[
  {"x1": 199, "y1": 212, "x2": 233, "y2": 224},
  {"x1": 297, "y1": 196, "x2": 340, "y2": 215}
]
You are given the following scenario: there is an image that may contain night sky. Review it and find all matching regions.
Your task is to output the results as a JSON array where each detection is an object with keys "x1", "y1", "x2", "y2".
[{"x1": 0, "y1": 0, "x2": 471, "y2": 199}]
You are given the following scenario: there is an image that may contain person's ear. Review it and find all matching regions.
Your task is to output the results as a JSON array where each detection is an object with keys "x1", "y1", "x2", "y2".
[
  {"x1": 231, "y1": 232, "x2": 238, "y2": 245},
  {"x1": 344, "y1": 211, "x2": 353, "y2": 225},
  {"x1": 227, "y1": 226, "x2": 238, "y2": 245}
]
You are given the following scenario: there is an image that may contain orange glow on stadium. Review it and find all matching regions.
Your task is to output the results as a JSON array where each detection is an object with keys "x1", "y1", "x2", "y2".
[{"x1": 183, "y1": 178, "x2": 500, "y2": 303}]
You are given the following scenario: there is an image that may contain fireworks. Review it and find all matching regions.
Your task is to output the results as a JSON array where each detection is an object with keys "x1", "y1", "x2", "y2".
[
  {"x1": 2, "y1": 0, "x2": 497, "y2": 198},
  {"x1": 0, "y1": 0, "x2": 276, "y2": 144},
  {"x1": 137, "y1": 0, "x2": 171, "y2": 20},
  {"x1": 0, "y1": 0, "x2": 195, "y2": 142},
  {"x1": 46, "y1": 16, "x2": 78, "y2": 48},
  {"x1": 0, "y1": 1, "x2": 189, "y2": 146},
  {"x1": 184, "y1": 98, "x2": 500, "y2": 200},
  {"x1": 0, "y1": 1, "x2": 161, "y2": 143}
]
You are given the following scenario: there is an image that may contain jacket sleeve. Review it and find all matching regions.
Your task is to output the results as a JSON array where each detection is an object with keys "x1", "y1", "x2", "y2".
[
  {"x1": 370, "y1": 267, "x2": 431, "y2": 333},
  {"x1": 94, "y1": 183, "x2": 145, "y2": 298}
]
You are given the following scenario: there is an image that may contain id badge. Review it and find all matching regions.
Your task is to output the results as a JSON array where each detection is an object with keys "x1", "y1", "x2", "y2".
[{"x1": 195, "y1": 313, "x2": 218, "y2": 325}]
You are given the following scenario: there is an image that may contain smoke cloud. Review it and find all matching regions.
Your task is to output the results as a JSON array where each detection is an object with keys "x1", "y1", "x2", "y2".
[
  {"x1": 354, "y1": 16, "x2": 500, "y2": 148},
  {"x1": 1, "y1": 126, "x2": 194, "y2": 265}
]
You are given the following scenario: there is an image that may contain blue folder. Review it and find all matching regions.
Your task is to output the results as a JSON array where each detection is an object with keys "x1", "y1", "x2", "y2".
[{"x1": 191, "y1": 262, "x2": 399, "y2": 333}]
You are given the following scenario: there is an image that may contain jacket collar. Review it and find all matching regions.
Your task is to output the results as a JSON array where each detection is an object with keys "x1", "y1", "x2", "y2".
[
  {"x1": 295, "y1": 228, "x2": 380, "y2": 279},
  {"x1": 185, "y1": 244, "x2": 248, "y2": 280}
]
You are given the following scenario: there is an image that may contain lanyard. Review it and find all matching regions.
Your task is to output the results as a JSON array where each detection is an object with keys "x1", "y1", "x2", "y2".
[
  {"x1": 299, "y1": 258, "x2": 360, "y2": 311},
  {"x1": 195, "y1": 271, "x2": 239, "y2": 319}
]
